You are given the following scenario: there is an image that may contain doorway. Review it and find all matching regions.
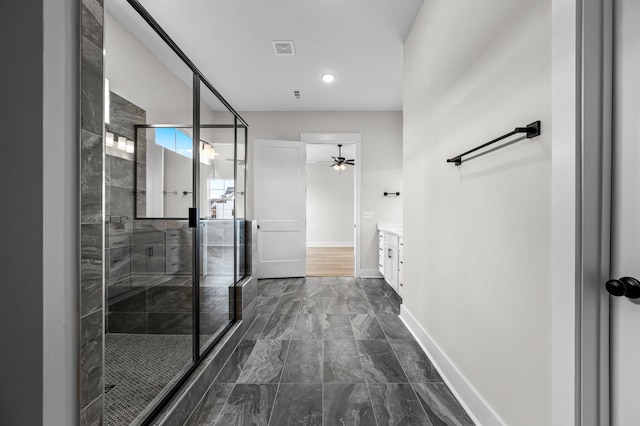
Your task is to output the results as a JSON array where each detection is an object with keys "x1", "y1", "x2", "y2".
[
  {"x1": 305, "y1": 142, "x2": 356, "y2": 276},
  {"x1": 301, "y1": 133, "x2": 362, "y2": 277}
]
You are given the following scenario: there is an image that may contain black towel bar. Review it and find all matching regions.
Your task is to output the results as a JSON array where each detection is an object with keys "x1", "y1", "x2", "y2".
[{"x1": 446, "y1": 121, "x2": 541, "y2": 166}]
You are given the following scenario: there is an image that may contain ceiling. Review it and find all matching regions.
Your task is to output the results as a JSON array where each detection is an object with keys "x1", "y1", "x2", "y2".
[{"x1": 134, "y1": 0, "x2": 424, "y2": 112}]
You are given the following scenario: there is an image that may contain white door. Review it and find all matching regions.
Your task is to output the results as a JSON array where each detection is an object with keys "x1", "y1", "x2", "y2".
[
  {"x1": 610, "y1": 1, "x2": 640, "y2": 423},
  {"x1": 254, "y1": 139, "x2": 306, "y2": 278}
]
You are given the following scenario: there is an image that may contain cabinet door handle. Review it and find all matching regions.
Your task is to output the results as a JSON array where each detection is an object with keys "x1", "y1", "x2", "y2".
[{"x1": 388, "y1": 248, "x2": 392, "y2": 258}]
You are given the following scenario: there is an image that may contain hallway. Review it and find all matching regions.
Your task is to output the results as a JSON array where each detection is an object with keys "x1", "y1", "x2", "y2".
[{"x1": 185, "y1": 277, "x2": 474, "y2": 425}]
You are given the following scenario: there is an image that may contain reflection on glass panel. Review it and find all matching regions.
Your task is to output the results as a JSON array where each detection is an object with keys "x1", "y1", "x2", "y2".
[
  {"x1": 235, "y1": 125, "x2": 247, "y2": 281},
  {"x1": 104, "y1": 0, "x2": 194, "y2": 424},
  {"x1": 136, "y1": 127, "x2": 196, "y2": 219},
  {"x1": 198, "y1": 86, "x2": 236, "y2": 351}
]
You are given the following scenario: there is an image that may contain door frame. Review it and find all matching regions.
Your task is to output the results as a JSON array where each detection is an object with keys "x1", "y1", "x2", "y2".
[
  {"x1": 551, "y1": 0, "x2": 613, "y2": 424},
  {"x1": 300, "y1": 133, "x2": 362, "y2": 277}
]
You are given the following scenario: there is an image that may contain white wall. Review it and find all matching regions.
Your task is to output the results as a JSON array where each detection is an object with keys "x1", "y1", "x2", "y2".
[
  {"x1": 306, "y1": 163, "x2": 354, "y2": 246},
  {"x1": 241, "y1": 111, "x2": 402, "y2": 274},
  {"x1": 403, "y1": 1, "x2": 551, "y2": 425}
]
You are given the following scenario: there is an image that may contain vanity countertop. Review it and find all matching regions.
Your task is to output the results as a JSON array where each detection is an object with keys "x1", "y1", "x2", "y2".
[{"x1": 378, "y1": 223, "x2": 403, "y2": 237}]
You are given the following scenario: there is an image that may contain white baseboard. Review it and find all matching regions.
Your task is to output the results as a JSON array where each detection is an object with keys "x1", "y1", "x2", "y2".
[
  {"x1": 306, "y1": 242, "x2": 354, "y2": 248},
  {"x1": 357, "y1": 268, "x2": 382, "y2": 278},
  {"x1": 400, "y1": 305, "x2": 505, "y2": 426}
]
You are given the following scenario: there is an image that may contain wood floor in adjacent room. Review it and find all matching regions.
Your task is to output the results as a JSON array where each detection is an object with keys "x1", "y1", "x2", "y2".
[{"x1": 306, "y1": 247, "x2": 354, "y2": 277}]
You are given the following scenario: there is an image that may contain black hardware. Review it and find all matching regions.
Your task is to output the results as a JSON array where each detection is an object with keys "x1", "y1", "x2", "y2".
[
  {"x1": 384, "y1": 192, "x2": 400, "y2": 197},
  {"x1": 446, "y1": 121, "x2": 541, "y2": 166},
  {"x1": 605, "y1": 277, "x2": 640, "y2": 299},
  {"x1": 388, "y1": 248, "x2": 392, "y2": 258},
  {"x1": 188, "y1": 208, "x2": 199, "y2": 228},
  {"x1": 183, "y1": 190, "x2": 193, "y2": 196}
]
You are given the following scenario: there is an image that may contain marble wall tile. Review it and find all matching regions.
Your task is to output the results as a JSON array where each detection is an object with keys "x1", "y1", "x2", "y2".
[
  {"x1": 356, "y1": 340, "x2": 409, "y2": 384},
  {"x1": 269, "y1": 384, "x2": 322, "y2": 426},
  {"x1": 79, "y1": 394, "x2": 103, "y2": 426},
  {"x1": 80, "y1": 37, "x2": 103, "y2": 135},
  {"x1": 368, "y1": 384, "x2": 432, "y2": 426},
  {"x1": 281, "y1": 340, "x2": 322, "y2": 384},
  {"x1": 80, "y1": 0, "x2": 103, "y2": 48},
  {"x1": 324, "y1": 383, "x2": 376, "y2": 426},
  {"x1": 108, "y1": 186, "x2": 134, "y2": 218},
  {"x1": 147, "y1": 312, "x2": 192, "y2": 334},
  {"x1": 323, "y1": 340, "x2": 365, "y2": 384},
  {"x1": 108, "y1": 290, "x2": 146, "y2": 312},
  {"x1": 80, "y1": 130, "x2": 103, "y2": 223},
  {"x1": 214, "y1": 384, "x2": 277, "y2": 426},
  {"x1": 80, "y1": 223, "x2": 102, "y2": 316},
  {"x1": 107, "y1": 156, "x2": 135, "y2": 189},
  {"x1": 412, "y1": 383, "x2": 475, "y2": 426},
  {"x1": 109, "y1": 91, "x2": 145, "y2": 141},
  {"x1": 236, "y1": 340, "x2": 289, "y2": 384},
  {"x1": 80, "y1": 310, "x2": 103, "y2": 407},
  {"x1": 147, "y1": 286, "x2": 193, "y2": 312},
  {"x1": 107, "y1": 312, "x2": 146, "y2": 334}
]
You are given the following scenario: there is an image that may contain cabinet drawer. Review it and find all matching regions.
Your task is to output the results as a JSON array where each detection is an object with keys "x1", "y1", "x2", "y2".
[{"x1": 384, "y1": 234, "x2": 399, "y2": 249}]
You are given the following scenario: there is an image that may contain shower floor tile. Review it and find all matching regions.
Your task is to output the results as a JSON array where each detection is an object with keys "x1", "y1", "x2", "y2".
[{"x1": 104, "y1": 334, "x2": 192, "y2": 426}]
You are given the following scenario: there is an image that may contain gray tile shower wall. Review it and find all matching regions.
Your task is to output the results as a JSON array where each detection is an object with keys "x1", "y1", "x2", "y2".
[{"x1": 79, "y1": 0, "x2": 104, "y2": 424}]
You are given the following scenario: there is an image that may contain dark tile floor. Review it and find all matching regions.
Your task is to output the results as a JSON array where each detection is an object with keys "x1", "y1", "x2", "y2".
[{"x1": 185, "y1": 277, "x2": 475, "y2": 426}]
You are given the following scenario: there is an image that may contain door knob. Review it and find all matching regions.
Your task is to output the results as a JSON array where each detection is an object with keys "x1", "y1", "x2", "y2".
[{"x1": 605, "y1": 277, "x2": 640, "y2": 299}]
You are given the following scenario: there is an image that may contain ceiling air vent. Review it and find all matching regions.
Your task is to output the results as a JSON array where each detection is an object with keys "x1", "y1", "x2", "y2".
[
  {"x1": 293, "y1": 90, "x2": 301, "y2": 99},
  {"x1": 272, "y1": 40, "x2": 296, "y2": 56}
]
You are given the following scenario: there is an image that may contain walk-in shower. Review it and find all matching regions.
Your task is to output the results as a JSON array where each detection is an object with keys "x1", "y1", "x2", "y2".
[{"x1": 101, "y1": 1, "x2": 248, "y2": 424}]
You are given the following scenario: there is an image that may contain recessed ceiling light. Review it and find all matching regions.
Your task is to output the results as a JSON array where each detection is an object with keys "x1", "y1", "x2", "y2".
[{"x1": 321, "y1": 73, "x2": 335, "y2": 83}]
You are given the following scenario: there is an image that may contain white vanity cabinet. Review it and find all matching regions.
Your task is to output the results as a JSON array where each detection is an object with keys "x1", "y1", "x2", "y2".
[{"x1": 378, "y1": 224, "x2": 403, "y2": 295}]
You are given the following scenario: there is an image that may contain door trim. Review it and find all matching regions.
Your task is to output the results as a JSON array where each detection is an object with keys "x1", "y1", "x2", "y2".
[
  {"x1": 551, "y1": 0, "x2": 612, "y2": 424},
  {"x1": 300, "y1": 133, "x2": 362, "y2": 277}
]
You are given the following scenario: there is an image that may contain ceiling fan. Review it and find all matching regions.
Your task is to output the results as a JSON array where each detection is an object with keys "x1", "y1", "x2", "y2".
[{"x1": 330, "y1": 144, "x2": 355, "y2": 171}]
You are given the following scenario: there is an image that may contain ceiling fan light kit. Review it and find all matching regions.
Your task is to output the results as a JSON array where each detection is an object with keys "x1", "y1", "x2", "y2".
[{"x1": 330, "y1": 144, "x2": 355, "y2": 171}]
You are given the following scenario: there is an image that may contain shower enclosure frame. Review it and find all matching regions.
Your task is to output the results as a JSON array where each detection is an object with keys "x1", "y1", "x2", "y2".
[{"x1": 103, "y1": 1, "x2": 250, "y2": 424}]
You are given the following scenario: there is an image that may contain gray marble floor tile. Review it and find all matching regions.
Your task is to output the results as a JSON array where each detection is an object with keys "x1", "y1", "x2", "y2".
[
  {"x1": 324, "y1": 340, "x2": 366, "y2": 383},
  {"x1": 214, "y1": 384, "x2": 277, "y2": 426},
  {"x1": 243, "y1": 315, "x2": 268, "y2": 341},
  {"x1": 281, "y1": 340, "x2": 322, "y2": 383},
  {"x1": 346, "y1": 296, "x2": 373, "y2": 314},
  {"x1": 323, "y1": 285, "x2": 342, "y2": 298},
  {"x1": 301, "y1": 284, "x2": 324, "y2": 298},
  {"x1": 369, "y1": 383, "x2": 432, "y2": 426},
  {"x1": 292, "y1": 314, "x2": 324, "y2": 340},
  {"x1": 376, "y1": 313, "x2": 414, "y2": 340},
  {"x1": 412, "y1": 383, "x2": 475, "y2": 426},
  {"x1": 350, "y1": 314, "x2": 386, "y2": 340},
  {"x1": 257, "y1": 296, "x2": 279, "y2": 316},
  {"x1": 387, "y1": 291, "x2": 402, "y2": 312},
  {"x1": 269, "y1": 383, "x2": 323, "y2": 426},
  {"x1": 214, "y1": 340, "x2": 257, "y2": 383},
  {"x1": 186, "y1": 383, "x2": 235, "y2": 425},
  {"x1": 322, "y1": 296, "x2": 349, "y2": 314},
  {"x1": 356, "y1": 340, "x2": 409, "y2": 384},
  {"x1": 389, "y1": 340, "x2": 442, "y2": 383},
  {"x1": 324, "y1": 314, "x2": 355, "y2": 340},
  {"x1": 237, "y1": 340, "x2": 289, "y2": 384},
  {"x1": 365, "y1": 293, "x2": 399, "y2": 314},
  {"x1": 324, "y1": 383, "x2": 376, "y2": 426},
  {"x1": 299, "y1": 297, "x2": 324, "y2": 314},
  {"x1": 260, "y1": 308, "x2": 297, "y2": 340},
  {"x1": 259, "y1": 282, "x2": 286, "y2": 298}
]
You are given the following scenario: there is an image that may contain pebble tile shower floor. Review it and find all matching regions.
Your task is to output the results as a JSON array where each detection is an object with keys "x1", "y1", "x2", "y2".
[{"x1": 184, "y1": 277, "x2": 475, "y2": 426}]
